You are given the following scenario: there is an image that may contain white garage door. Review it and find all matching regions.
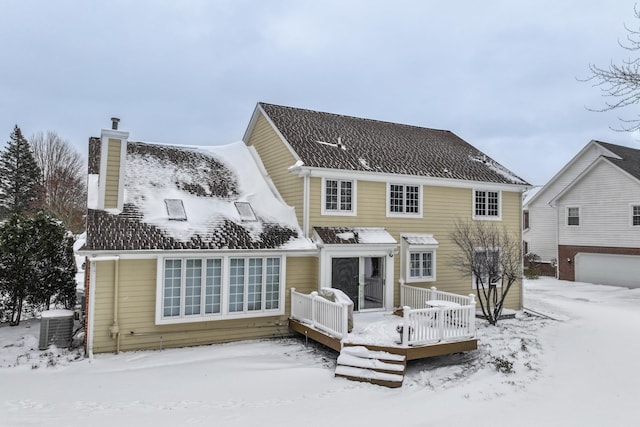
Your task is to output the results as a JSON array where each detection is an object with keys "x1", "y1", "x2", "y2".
[{"x1": 575, "y1": 253, "x2": 640, "y2": 288}]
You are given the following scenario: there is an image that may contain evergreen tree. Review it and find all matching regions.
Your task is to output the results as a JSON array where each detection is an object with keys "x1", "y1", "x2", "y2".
[
  {"x1": 0, "y1": 126, "x2": 42, "y2": 217},
  {"x1": 0, "y1": 213, "x2": 76, "y2": 325}
]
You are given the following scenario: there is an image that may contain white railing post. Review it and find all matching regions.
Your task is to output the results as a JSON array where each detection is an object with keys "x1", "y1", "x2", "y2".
[
  {"x1": 311, "y1": 291, "x2": 318, "y2": 328},
  {"x1": 341, "y1": 303, "x2": 349, "y2": 336},
  {"x1": 469, "y1": 293, "x2": 477, "y2": 336},
  {"x1": 402, "y1": 306, "x2": 411, "y2": 346},
  {"x1": 400, "y1": 280, "x2": 405, "y2": 306},
  {"x1": 430, "y1": 286, "x2": 437, "y2": 302}
]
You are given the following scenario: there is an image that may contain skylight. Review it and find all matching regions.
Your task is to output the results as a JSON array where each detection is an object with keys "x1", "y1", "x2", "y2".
[
  {"x1": 235, "y1": 202, "x2": 257, "y2": 221},
  {"x1": 165, "y1": 199, "x2": 187, "y2": 221}
]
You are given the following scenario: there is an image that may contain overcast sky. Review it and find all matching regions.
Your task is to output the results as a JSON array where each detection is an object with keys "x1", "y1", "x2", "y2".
[{"x1": 2, "y1": 0, "x2": 640, "y2": 185}]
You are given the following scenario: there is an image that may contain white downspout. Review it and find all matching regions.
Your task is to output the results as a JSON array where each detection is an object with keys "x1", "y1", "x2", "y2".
[
  {"x1": 87, "y1": 260, "x2": 97, "y2": 360},
  {"x1": 110, "y1": 258, "x2": 121, "y2": 353},
  {"x1": 87, "y1": 256, "x2": 121, "y2": 357},
  {"x1": 303, "y1": 171, "x2": 310, "y2": 237}
]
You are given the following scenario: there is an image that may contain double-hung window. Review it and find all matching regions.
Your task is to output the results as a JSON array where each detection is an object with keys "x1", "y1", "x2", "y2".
[
  {"x1": 409, "y1": 251, "x2": 435, "y2": 281},
  {"x1": 632, "y1": 205, "x2": 640, "y2": 226},
  {"x1": 388, "y1": 184, "x2": 421, "y2": 216},
  {"x1": 158, "y1": 256, "x2": 283, "y2": 324},
  {"x1": 323, "y1": 178, "x2": 355, "y2": 215},
  {"x1": 567, "y1": 207, "x2": 580, "y2": 226},
  {"x1": 474, "y1": 190, "x2": 501, "y2": 219}
]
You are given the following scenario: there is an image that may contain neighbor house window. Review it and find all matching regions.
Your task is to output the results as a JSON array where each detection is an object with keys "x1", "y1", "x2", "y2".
[
  {"x1": 523, "y1": 211, "x2": 530, "y2": 230},
  {"x1": 474, "y1": 190, "x2": 500, "y2": 219},
  {"x1": 158, "y1": 256, "x2": 283, "y2": 324},
  {"x1": 632, "y1": 205, "x2": 640, "y2": 226},
  {"x1": 323, "y1": 179, "x2": 355, "y2": 215},
  {"x1": 409, "y1": 251, "x2": 435, "y2": 280},
  {"x1": 567, "y1": 207, "x2": 580, "y2": 226},
  {"x1": 388, "y1": 184, "x2": 421, "y2": 216}
]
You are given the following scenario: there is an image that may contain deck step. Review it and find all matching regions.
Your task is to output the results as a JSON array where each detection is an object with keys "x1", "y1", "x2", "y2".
[{"x1": 335, "y1": 346, "x2": 407, "y2": 388}]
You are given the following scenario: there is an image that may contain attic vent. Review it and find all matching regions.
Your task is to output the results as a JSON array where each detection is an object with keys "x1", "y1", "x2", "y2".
[
  {"x1": 165, "y1": 199, "x2": 187, "y2": 221},
  {"x1": 235, "y1": 202, "x2": 257, "y2": 221}
]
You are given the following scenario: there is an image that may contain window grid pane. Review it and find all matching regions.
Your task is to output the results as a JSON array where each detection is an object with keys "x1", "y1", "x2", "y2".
[
  {"x1": 409, "y1": 253, "x2": 421, "y2": 277},
  {"x1": 421, "y1": 252, "x2": 433, "y2": 277},
  {"x1": 205, "y1": 259, "x2": 222, "y2": 314},
  {"x1": 633, "y1": 206, "x2": 640, "y2": 226},
  {"x1": 265, "y1": 258, "x2": 280, "y2": 310},
  {"x1": 487, "y1": 192, "x2": 499, "y2": 216},
  {"x1": 405, "y1": 186, "x2": 419, "y2": 213},
  {"x1": 390, "y1": 184, "x2": 404, "y2": 213},
  {"x1": 184, "y1": 259, "x2": 202, "y2": 315},
  {"x1": 229, "y1": 259, "x2": 245, "y2": 312},
  {"x1": 340, "y1": 181, "x2": 352, "y2": 211},
  {"x1": 475, "y1": 191, "x2": 486, "y2": 216},
  {"x1": 163, "y1": 259, "x2": 182, "y2": 317},
  {"x1": 247, "y1": 258, "x2": 263, "y2": 311},
  {"x1": 325, "y1": 180, "x2": 338, "y2": 210}
]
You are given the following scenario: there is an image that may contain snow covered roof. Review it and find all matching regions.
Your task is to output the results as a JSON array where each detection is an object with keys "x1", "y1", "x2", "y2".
[
  {"x1": 84, "y1": 139, "x2": 315, "y2": 252},
  {"x1": 314, "y1": 227, "x2": 397, "y2": 245},
  {"x1": 402, "y1": 234, "x2": 439, "y2": 246},
  {"x1": 256, "y1": 103, "x2": 530, "y2": 186}
]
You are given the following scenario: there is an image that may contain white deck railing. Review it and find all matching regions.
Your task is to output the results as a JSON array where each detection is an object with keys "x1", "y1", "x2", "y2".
[
  {"x1": 290, "y1": 286, "x2": 476, "y2": 347},
  {"x1": 290, "y1": 288, "x2": 349, "y2": 339},
  {"x1": 401, "y1": 284, "x2": 474, "y2": 309},
  {"x1": 399, "y1": 284, "x2": 477, "y2": 345}
]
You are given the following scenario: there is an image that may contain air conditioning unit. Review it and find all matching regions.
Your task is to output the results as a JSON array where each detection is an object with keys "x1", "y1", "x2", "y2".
[{"x1": 39, "y1": 310, "x2": 74, "y2": 350}]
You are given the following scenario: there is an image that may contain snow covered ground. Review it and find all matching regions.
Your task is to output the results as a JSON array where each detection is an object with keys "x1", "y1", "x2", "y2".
[{"x1": 1, "y1": 277, "x2": 638, "y2": 426}]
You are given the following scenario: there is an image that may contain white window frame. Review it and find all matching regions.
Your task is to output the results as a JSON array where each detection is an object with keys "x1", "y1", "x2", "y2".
[
  {"x1": 406, "y1": 250, "x2": 436, "y2": 282},
  {"x1": 471, "y1": 247, "x2": 502, "y2": 289},
  {"x1": 472, "y1": 189, "x2": 502, "y2": 220},
  {"x1": 567, "y1": 206, "x2": 580, "y2": 227},
  {"x1": 631, "y1": 204, "x2": 640, "y2": 227},
  {"x1": 386, "y1": 183, "x2": 423, "y2": 218},
  {"x1": 321, "y1": 178, "x2": 357, "y2": 216},
  {"x1": 156, "y1": 255, "x2": 285, "y2": 325}
]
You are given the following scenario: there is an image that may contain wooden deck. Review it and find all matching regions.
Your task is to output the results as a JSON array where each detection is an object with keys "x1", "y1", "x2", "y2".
[{"x1": 289, "y1": 318, "x2": 477, "y2": 361}]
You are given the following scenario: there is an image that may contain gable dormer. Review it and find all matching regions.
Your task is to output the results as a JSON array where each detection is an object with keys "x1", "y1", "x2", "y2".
[{"x1": 98, "y1": 118, "x2": 129, "y2": 211}]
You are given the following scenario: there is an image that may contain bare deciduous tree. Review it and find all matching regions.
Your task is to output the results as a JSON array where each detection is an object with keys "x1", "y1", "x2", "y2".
[
  {"x1": 30, "y1": 131, "x2": 86, "y2": 233},
  {"x1": 585, "y1": 5, "x2": 640, "y2": 131},
  {"x1": 450, "y1": 220, "x2": 522, "y2": 325}
]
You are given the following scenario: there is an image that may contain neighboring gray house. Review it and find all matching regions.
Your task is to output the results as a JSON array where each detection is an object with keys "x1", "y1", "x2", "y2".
[{"x1": 523, "y1": 140, "x2": 640, "y2": 287}]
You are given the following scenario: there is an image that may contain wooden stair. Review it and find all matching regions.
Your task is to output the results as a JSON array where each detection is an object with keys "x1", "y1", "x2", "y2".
[{"x1": 335, "y1": 345, "x2": 407, "y2": 388}]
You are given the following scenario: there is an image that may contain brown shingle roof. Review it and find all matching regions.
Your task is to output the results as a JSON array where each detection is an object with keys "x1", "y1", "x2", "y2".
[
  {"x1": 84, "y1": 140, "x2": 311, "y2": 252},
  {"x1": 259, "y1": 103, "x2": 529, "y2": 185}
]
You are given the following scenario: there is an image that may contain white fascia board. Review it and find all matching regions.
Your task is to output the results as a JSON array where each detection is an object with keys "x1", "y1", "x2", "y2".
[
  {"x1": 527, "y1": 140, "x2": 620, "y2": 207},
  {"x1": 295, "y1": 166, "x2": 529, "y2": 192},
  {"x1": 78, "y1": 248, "x2": 319, "y2": 259},
  {"x1": 242, "y1": 103, "x2": 302, "y2": 163}
]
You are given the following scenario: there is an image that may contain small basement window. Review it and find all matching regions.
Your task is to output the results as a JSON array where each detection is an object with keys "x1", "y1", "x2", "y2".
[
  {"x1": 235, "y1": 202, "x2": 257, "y2": 221},
  {"x1": 165, "y1": 199, "x2": 187, "y2": 221}
]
